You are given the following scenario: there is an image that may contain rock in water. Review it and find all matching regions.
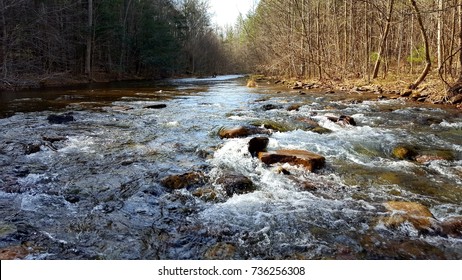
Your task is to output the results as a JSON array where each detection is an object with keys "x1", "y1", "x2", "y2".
[
  {"x1": 47, "y1": 113, "x2": 75, "y2": 124},
  {"x1": 392, "y1": 145, "x2": 417, "y2": 160},
  {"x1": 248, "y1": 137, "x2": 269, "y2": 157},
  {"x1": 382, "y1": 201, "x2": 439, "y2": 233},
  {"x1": 258, "y1": 149, "x2": 325, "y2": 172},
  {"x1": 327, "y1": 115, "x2": 356, "y2": 126},
  {"x1": 216, "y1": 173, "x2": 256, "y2": 197},
  {"x1": 440, "y1": 217, "x2": 462, "y2": 238},
  {"x1": 144, "y1": 104, "x2": 167, "y2": 109},
  {"x1": 218, "y1": 126, "x2": 270, "y2": 139},
  {"x1": 160, "y1": 172, "x2": 206, "y2": 190}
]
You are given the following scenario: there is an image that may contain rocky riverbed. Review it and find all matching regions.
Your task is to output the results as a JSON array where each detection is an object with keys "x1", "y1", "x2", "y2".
[{"x1": 0, "y1": 75, "x2": 461, "y2": 259}]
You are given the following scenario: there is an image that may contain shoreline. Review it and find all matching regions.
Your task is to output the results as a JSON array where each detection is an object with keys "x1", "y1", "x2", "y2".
[{"x1": 250, "y1": 75, "x2": 462, "y2": 109}]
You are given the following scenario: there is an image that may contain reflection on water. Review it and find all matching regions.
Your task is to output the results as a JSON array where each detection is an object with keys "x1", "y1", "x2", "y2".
[{"x1": 0, "y1": 75, "x2": 461, "y2": 259}]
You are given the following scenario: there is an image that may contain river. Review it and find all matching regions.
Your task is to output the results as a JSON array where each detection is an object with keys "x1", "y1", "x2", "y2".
[{"x1": 0, "y1": 75, "x2": 461, "y2": 259}]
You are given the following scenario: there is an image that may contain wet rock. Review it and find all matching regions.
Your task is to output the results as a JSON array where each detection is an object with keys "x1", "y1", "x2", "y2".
[
  {"x1": 327, "y1": 115, "x2": 356, "y2": 126},
  {"x1": 205, "y1": 242, "x2": 236, "y2": 260},
  {"x1": 144, "y1": 104, "x2": 167, "y2": 109},
  {"x1": 392, "y1": 145, "x2": 417, "y2": 160},
  {"x1": 262, "y1": 104, "x2": 282, "y2": 111},
  {"x1": 440, "y1": 216, "x2": 462, "y2": 238},
  {"x1": 42, "y1": 136, "x2": 67, "y2": 143},
  {"x1": 0, "y1": 245, "x2": 32, "y2": 260},
  {"x1": 192, "y1": 187, "x2": 219, "y2": 202},
  {"x1": 64, "y1": 194, "x2": 80, "y2": 204},
  {"x1": 287, "y1": 104, "x2": 302, "y2": 111},
  {"x1": 382, "y1": 201, "x2": 439, "y2": 233},
  {"x1": 217, "y1": 172, "x2": 256, "y2": 197},
  {"x1": 161, "y1": 172, "x2": 206, "y2": 190},
  {"x1": 47, "y1": 113, "x2": 75, "y2": 124},
  {"x1": 248, "y1": 137, "x2": 269, "y2": 157},
  {"x1": 24, "y1": 143, "x2": 41, "y2": 155},
  {"x1": 218, "y1": 126, "x2": 270, "y2": 139},
  {"x1": 258, "y1": 149, "x2": 325, "y2": 172},
  {"x1": 276, "y1": 166, "x2": 291, "y2": 175},
  {"x1": 251, "y1": 120, "x2": 292, "y2": 132}
]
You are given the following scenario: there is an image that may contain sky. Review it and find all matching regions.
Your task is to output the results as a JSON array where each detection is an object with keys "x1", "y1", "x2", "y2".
[{"x1": 208, "y1": 0, "x2": 259, "y2": 28}]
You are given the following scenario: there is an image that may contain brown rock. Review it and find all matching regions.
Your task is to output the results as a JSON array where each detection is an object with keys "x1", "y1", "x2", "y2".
[
  {"x1": 205, "y1": 243, "x2": 236, "y2": 260},
  {"x1": 258, "y1": 149, "x2": 325, "y2": 172},
  {"x1": 160, "y1": 172, "x2": 206, "y2": 190},
  {"x1": 440, "y1": 216, "x2": 462, "y2": 238},
  {"x1": 287, "y1": 104, "x2": 302, "y2": 111},
  {"x1": 0, "y1": 245, "x2": 33, "y2": 260},
  {"x1": 383, "y1": 201, "x2": 438, "y2": 233},
  {"x1": 216, "y1": 173, "x2": 256, "y2": 197},
  {"x1": 218, "y1": 126, "x2": 270, "y2": 139}
]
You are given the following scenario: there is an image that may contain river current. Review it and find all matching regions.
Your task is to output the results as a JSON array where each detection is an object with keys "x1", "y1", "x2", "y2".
[{"x1": 0, "y1": 75, "x2": 461, "y2": 259}]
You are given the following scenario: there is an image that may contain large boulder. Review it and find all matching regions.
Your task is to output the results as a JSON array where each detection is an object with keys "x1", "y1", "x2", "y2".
[
  {"x1": 382, "y1": 201, "x2": 439, "y2": 233},
  {"x1": 258, "y1": 149, "x2": 325, "y2": 172},
  {"x1": 218, "y1": 126, "x2": 270, "y2": 139},
  {"x1": 248, "y1": 137, "x2": 269, "y2": 157},
  {"x1": 216, "y1": 172, "x2": 256, "y2": 197}
]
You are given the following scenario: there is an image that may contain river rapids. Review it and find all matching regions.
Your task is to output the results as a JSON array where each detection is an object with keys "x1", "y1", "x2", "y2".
[{"x1": 0, "y1": 75, "x2": 461, "y2": 259}]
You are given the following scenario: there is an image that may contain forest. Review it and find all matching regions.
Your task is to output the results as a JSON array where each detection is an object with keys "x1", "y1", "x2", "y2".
[
  {"x1": 2, "y1": 0, "x2": 462, "y2": 103},
  {"x1": 0, "y1": 0, "x2": 236, "y2": 88}
]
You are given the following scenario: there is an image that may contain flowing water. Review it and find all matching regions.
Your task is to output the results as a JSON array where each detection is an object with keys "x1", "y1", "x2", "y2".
[{"x1": 0, "y1": 75, "x2": 461, "y2": 259}]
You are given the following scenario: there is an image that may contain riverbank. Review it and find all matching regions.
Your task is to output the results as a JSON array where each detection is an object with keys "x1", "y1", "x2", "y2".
[
  {"x1": 0, "y1": 72, "x2": 162, "y2": 92},
  {"x1": 249, "y1": 74, "x2": 462, "y2": 109}
]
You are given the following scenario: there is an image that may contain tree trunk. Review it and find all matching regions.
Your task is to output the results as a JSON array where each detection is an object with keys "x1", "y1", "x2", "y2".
[
  {"x1": 408, "y1": 0, "x2": 431, "y2": 90},
  {"x1": 372, "y1": 0, "x2": 394, "y2": 79},
  {"x1": 437, "y1": 0, "x2": 443, "y2": 72},
  {"x1": 1, "y1": 0, "x2": 7, "y2": 79},
  {"x1": 85, "y1": 0, "x2": 92, "y2": 78}
]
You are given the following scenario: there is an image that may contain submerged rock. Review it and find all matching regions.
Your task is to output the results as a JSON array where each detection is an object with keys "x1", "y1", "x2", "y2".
[
  {"x1": 327, "y1": 115, "x2": 356, "y2": 126},
  {"x1": 205, "y1": 242, "x2": 236, "y2": 260},
  {"x1": 47, "y1": 113, "x2": 75, "y2": 124},
  {"x1": 250, "y1": 120, "x2": 293, "y2": 132},
  {"x1": 258, "y1": 149, "x2": 325, "y2": 172},
  {"x1": 262, "y1": 104, "x2": 282, "y2": 111},
  {"x1": 144, "y1": 104, "x2": 167, "y2": 109},
  {"x1": 216, "y1": 172, "x2": 256, "y2": 197},
  {"x1": 382, "y1": 201, "x2": 439, "y2": 233},
  {"x1": 160, "y1": 172, "x2": 206, "y2": 190},
  {"x1": 218, "y1": 126, "x2": 270, "y2": 139},
  {"x1": 248, "y1": 137, "x2": 269, "y2": 157},
  {"x1": 392, "y1": 145, "x2": 417, "y2": 160}
]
